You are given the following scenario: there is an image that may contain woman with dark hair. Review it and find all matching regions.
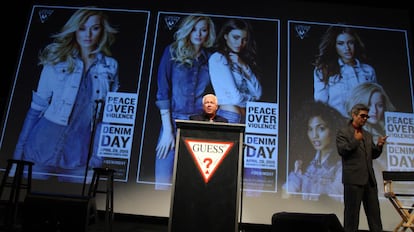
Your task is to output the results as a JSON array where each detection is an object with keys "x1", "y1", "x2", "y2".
[
  {"x1": 209, "y1": 18, "x2": 262, "y2": 123},
  {"x1": 284, "y1": 100, "x2": 346, "y2": 200},
  {"x1": 313, "y1": 25, "x2": 377, "y2": 117}
]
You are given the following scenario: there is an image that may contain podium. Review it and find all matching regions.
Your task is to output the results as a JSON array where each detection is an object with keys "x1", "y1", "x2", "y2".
[{"x1": 168, "y1": 120, "x2": 245, "y2": 232}]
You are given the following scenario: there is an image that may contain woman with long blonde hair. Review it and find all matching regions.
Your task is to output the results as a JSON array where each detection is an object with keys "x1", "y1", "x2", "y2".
[
  {"x1": 13, "y1": 8, "x2": 119, "y2": 182},
  {"x1": 155, "y1": 14, "x2": 216, "y2": 189}
]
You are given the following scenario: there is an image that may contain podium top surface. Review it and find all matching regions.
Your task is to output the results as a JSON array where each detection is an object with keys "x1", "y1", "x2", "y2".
[{"x1": 175, "y1": 119, "x2": 245, "y2": 131}]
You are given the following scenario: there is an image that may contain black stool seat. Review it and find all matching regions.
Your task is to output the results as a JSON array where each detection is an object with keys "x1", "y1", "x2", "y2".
[
  {"x1": 0, "y1": 159, "x2": 34, "y2": 229},
  {"x1": 88, "y1": 167, "x2": 115, "y2": 232}
]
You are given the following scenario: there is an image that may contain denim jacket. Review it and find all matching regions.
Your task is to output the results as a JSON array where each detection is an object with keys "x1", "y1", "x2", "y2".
[
  {"x1": 314, "y1": 58, "x2": 376, "y2": 117},
  {"x1": 208, "y1": 52, "x2": 262, "y2": 107},
  {"x1": 13, "y1": 53, "x2": 118, "y2": 161},
  {"x1": 14, "y1": 54, "x2": 119, "y2": 165},
  {"x1": 156, "y1": 45, "x2": 211, "y2": 119},
  {"x1": 33, "y1": 53, "x2": 119, "y2": 125}
]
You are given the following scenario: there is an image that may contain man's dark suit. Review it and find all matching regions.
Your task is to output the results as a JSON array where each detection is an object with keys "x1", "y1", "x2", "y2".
[
  {"x1": 336, "y1": 121, "x2": 384, "y2": 232},
  {"x1": 189, "y1": 113, "x2": 228, "y2": 123}
]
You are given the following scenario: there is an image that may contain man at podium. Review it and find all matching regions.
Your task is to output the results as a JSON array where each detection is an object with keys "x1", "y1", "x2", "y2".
[{"x1": 189, "y1": 94, "x2": 228, "y2": 123}]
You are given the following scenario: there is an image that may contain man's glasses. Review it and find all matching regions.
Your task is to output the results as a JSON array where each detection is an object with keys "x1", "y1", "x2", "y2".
[{"x1": 358, "y1": 114, "x2": 370, "y2": 119}]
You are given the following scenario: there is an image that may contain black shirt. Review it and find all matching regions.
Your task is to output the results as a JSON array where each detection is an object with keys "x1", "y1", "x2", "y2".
[{"x1": 189, "y1": 112, "x2": 228, "y2": 123}]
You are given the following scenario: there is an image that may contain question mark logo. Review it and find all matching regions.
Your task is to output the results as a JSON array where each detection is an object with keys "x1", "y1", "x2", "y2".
[{"x1": 203, "y1": 158, "x2": 212, "y2": 174}]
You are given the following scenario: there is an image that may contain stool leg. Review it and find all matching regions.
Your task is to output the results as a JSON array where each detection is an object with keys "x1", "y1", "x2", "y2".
[
  {"x1": 10, "y1": 163, "x2": 24, "y2": 227},
  {"x1": 104, "y1": 174, "x2": 114, "y2": 232},
  {"x1": 88, "y1": 172, "x2": 98, "y2": 197},
  {"x1": 88, "y1": 171, "x2": 99, "y2": 225},
  {"x1": 1, "y1": 160, "x2": 33, "y2": 230},
  {"x1": 110, "y1": 173, "x2": 114, "y2": 231},
  {"x1": 0, "y1": 161, "x2": 13, "y2": 227},
  {"x1": 110, "y1": 173, "x2": 114, "y2": 221},
  {"x1": 0, "y1": 162, "x2": 13, "y2": 197},
  {"x1": 105, "y1": 177, "x2": 110, "y2": 232},
  {"x1": 88, "y1": 168, "x2": 115, "y2": 232}
]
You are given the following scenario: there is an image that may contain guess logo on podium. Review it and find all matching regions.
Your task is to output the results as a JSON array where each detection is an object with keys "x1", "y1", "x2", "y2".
[{"x1": 184, "y1": 139, "x2": 234, "y2": 183}]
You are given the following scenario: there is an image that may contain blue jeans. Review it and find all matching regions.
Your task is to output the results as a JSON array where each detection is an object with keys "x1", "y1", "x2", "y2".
[
  {"x1": 155, "y1": 147, "x2": 175, "y2": 190},
  {"x1": 217, "y1": 109, "x2": 242, "y2": 123}
]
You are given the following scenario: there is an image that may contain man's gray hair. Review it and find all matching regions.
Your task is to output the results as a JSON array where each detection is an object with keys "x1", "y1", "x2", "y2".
[
  {"x1": 203, "y1": 93, "x2": 218, "y2": 104},
  {"x1": 350, "y1": 103, "x2": 369, "y2": 117}
]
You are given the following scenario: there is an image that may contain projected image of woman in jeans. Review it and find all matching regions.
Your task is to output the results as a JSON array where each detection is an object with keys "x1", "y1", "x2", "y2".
[
  {"x1": 209, "y1": 18, "x2": 262, "y2": 123},
  {"x1": 13, "y1": 8, "x2": 119, "y2": 182},
  {"x1": 154, "y1": 15, "x2": 216, "y2": 189}
]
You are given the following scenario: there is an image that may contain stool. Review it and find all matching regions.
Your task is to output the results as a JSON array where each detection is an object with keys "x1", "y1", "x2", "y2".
[
  {"x1": 88, "y1": 167, "x2": 115, "y2": 232},
  {"x1": 383, "y1": 171, "x2": 414, "y2": 232},
  {"x1": 0, "y1": 159, "x2": 34, "y2": 229}
]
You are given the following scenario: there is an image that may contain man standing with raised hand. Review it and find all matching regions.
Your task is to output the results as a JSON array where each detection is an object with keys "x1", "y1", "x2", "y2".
[{"x1": 336, "y1": 103, "x2": 388, "y2": 232}]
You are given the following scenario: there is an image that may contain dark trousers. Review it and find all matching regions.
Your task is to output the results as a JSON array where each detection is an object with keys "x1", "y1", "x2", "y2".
[{"x1": 343, "y1": 183, "x2": 383, "y2": 232}]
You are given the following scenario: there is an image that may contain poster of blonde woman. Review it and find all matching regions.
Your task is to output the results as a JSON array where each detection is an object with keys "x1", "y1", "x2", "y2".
[
  {"x1": 136, "y1": 12, "x2": 280, "y2": 192},
  {"x1": 0, "y1": 6, "x2": 150, "y2": 183}
]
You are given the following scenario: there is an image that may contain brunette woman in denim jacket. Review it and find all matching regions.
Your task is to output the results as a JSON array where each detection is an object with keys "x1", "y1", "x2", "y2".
[
  {"x1": 313, "y1": 25, "x2": 377, "y2": 118},
  {"x1": 155, "y1": 15, "x2": 216, "y2": 189},
  {"x1": 13, "y1": 8, "x2": 119, "y2": 182},
  {"x1": 208, "y1": 18, "x2": 262, "y2": 123}
]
